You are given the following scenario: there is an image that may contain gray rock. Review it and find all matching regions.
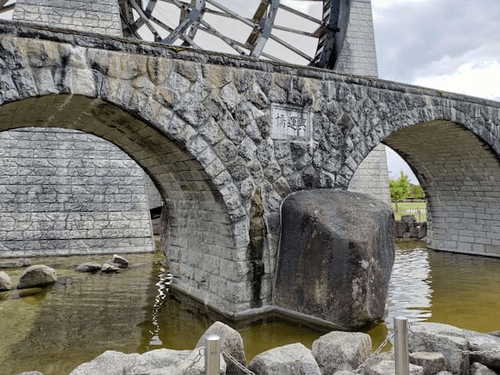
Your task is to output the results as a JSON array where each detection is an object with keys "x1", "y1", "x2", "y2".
[
  {"x1": 101, "y1": 263, "x2": 120, "y2": 273},
  {"x1": 15, "y1": 372, "x2": 44, "y2": 375},
  {"x1": 470, "y1": 362, "x2": 496, "y2": 375},
  {"x1": 69, "y1": 348, "x2": 226, "y2": 375},
  {"x1": 0, "y1": 258, "x2": 31, "y2": 269},
  {"x1": 248, "y1": 343, "x2": 321, "y2": 375},
  {"x1": 0, "y1": 261, "x2": 19, "y2": 269},
  {"x1": 435, "y1": 372, "x2": 453, "y2": 375},
  {"x1": 364, "y1": 360, "x2": 423, "y2": 375},
  {"x1": 18, "y1": 258, "x2": 32, "y2": 267},
  {"x1": 407, "y1": 323, "x2": 469, "y2": 375},
  {"x1": 409, "y1": 352, "x2": 447, "y2": 375},
  {"x1": 111, "y1": 255, "x2": 129, "y2": 269},
  {"x1": 195, "y1": 321, "x2": 246, "y2": 375},
  {"x1": 0, "y1": 271, "x2": 12, "y2": 291},
  {"x1": 487, "y1": 331, "x2": 500, "y2": 338},
  {"x1": 467, "y1": 331, "x2": 500, "y2": 371},
  {"x1": 274, "y1": 190, "x2": 395, "y2": 329},
  {"x1": 333, "y1": 371, "x2": 357, "y2": 375},
  {"x1": 75, "y1": 263, "x2": 102, "y2": 273},
  {"x1": 312, "y1": 331, "x2": 371, "y2": 373},
  {"x1": 17, "y1": 265, "x2": 57, "y2": 289}
]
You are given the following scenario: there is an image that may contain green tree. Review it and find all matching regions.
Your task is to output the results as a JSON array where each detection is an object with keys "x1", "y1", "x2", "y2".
[
  {"x1": 389, "y1": 172, "x2": 411, "y2": 210},
  {"x1": 409, "y1": 184, "x2": 425, "y2": 199}
]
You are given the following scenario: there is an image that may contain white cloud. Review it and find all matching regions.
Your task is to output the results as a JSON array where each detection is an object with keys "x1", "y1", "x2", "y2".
[
  {"x1": 281, "y1": 0, "x2": 312, "y2": 14},
  {"x1": 414, "y1": 60, "x2": 500, "y2": 101}
]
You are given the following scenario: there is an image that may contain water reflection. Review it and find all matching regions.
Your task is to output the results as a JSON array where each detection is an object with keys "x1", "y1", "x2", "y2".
[
  {"x1": 2, "y1": 243, "x2": 500, "y2": 374},
  {"x1": 385, "y1": 245, "x2": 432, "y2": 325}
]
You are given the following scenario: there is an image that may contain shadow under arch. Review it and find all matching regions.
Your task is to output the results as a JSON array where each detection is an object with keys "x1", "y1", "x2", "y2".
[
  {"x1": 0, "y1": 93, "x2": 250, "y2": 312},
  {"x1": 381, "y1": 120, "x2": 500, "y2": 257}
]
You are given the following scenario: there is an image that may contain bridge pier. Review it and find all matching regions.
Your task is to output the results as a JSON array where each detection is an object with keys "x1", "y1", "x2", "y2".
[
  {"x1": 0, "y1": 23, "x2": 499, "y2": 320},
  {"x1": 385, "y1": 121, "x2": 500, "y2": 257}
]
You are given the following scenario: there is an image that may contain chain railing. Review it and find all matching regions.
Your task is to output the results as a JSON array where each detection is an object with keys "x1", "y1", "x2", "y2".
[
  {"x1": 223, "y1": 351, "x2": 256, "y2": 375},
  {"x1": 205, "y1": 318, "x2": 500, "y2": 375}
]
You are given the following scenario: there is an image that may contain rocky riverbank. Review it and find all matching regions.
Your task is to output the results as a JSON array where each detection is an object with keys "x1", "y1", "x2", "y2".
[{"x1": 17, "y1": 321, "x2": 500, "y2": 375}]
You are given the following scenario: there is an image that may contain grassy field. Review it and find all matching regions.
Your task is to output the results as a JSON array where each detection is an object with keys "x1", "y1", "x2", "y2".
[{"x1": 391, "y1": 200, "x2": 427, "y2": 222}]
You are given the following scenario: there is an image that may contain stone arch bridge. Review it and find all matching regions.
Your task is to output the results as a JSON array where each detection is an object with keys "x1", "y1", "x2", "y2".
[{"x1": 0, "y1": 21, "x2": 499, "y2": 318}]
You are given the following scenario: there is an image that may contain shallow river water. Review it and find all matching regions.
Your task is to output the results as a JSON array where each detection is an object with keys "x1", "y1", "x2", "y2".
[{"x1": 1, "y1": 241, "x2": 500, "y2": 374}]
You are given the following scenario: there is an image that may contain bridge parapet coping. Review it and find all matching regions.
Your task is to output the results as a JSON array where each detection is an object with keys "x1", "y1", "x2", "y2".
[{"x1": 0, "y1": 19, "x2": 499, "y2": 110}]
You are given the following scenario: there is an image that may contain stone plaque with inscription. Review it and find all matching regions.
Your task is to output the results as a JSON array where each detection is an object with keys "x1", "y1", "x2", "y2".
[{"x1": 271, "y1": 104, "x2": 312, "y2": 141}]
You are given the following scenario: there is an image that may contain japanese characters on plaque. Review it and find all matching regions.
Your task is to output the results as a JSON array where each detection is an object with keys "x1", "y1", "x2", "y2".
[{"x1": 271, "y1": 104, "x2": 312, "y2": 141}]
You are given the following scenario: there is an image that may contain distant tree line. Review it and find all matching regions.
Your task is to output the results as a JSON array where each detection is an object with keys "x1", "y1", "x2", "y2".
[{"x1": 389, "y1": 172, "x2": 425, "y2": 203}]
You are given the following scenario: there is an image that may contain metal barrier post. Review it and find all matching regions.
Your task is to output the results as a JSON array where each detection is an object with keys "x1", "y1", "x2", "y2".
[
  {"x1": 394, "y1": 317, "x2": 410, "y2": 375},
  {"x1": 205, "y1": 334, "x2": 221, "y2": 375}
]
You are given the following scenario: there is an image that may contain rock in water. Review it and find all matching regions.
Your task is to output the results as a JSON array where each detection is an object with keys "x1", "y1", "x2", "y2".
[
  {"x1": 111, "y1": 255, "x2": 129, "y2": 269},
  {"x1": 471, "y1": 362, "x2": 497, "y2": 375},
  {"x1": 274, "y1": 190, "x2": 395, "y2": 329},
  {"x1": 248, "y1": 343, "x2": 321, "y2": 375},
  {"x1": 101, "y1": 263, "x2": 120, "y2": 273},
  {"x1": 17, "y1": 265, "x2": 57, "y2": 289},
  {"x1": 0, "y1": 271, "x2": 12, "y2": 291},
  {"x1": 312, "y1": 331, "x2": 371, "y2": 373},
  {"x1": 75, "y1": 263, "x2": 102, "y2": 273},
  {"x1": 195, "y1": 321, "x2": 246, "y2": 375},
  {"x1": 0, "y1": 258, "x2": 31, "y2": 269}
]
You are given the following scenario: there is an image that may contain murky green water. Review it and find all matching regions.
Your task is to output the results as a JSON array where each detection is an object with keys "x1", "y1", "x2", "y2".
[{"x1": 1, "y1": 242, "x2": 500, "y2": 375}]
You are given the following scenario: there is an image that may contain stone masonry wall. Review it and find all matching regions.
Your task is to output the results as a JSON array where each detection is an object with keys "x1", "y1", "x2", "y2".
[
  {"x1": 0, "y1": 24, "x2": 499, "y2": 312},
  {"x1": 3, "y1": 1, "x2": 157, "y2": 257},
  {"x1": 13, "y1": 0, "x2": 122, "y2": 37},
  {"x1": 385, "y1": 121, "x2": 500, "y2": 257},
  {"x1": 0, "y1": 128, "x2": 154, "y2": 257},
  {"x1": 349, "y1": 144, "x2": 391, "y2": 203},
  {"x1": 335, "y1": 0, "x2": 391, "y2": 203}
]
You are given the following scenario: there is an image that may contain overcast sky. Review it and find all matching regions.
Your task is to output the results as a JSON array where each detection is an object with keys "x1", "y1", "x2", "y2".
[{"x1": 371, "y1": 0, "x2": 500, "y2": 182}]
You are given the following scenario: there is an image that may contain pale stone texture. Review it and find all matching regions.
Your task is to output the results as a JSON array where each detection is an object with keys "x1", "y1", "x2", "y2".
[
  {"x1": 408, "y1": 323, "x2": 470, "y2": 374},
  {"x1": 312, "y1": 331, "x2": 372, "y2": 373},
  {"x1": 195, "y1": 321, "x2": 246, "y2": 375},
  {"x1": 0, "y1": 129, "x2": 154, "y2": 257},
  {"x1": 365, "y1": 360, "x2": 423, "y2": 375},
  {"x1": 13, "y1": 0, "x2": 122, "y2": 37},
  {"x1": 409, "y1": 352, "x2": 447, "y2": 375},
  {"x1": 349, "y1": 144, "x2": 391, "y2": 203},
  {"x1": 69, "y1": 348, "x2": 226, "y2": 375},
  {"x1": 248, "y1": 343, "x2": 321, "y2": 375},
  {"x1": 0, "y1": 23, "x2": 499, "y2": 315}
]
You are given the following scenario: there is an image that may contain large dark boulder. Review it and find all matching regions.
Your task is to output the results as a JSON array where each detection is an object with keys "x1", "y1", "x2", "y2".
[{"x1": 274, "y1": 190, "x2": 395, "y2": 329}]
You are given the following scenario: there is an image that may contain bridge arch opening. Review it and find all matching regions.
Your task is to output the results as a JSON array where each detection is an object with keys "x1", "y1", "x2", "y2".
[
  {"x1": 0, "y1": 94, "x2": 250, "y2": 312},
  {"x1": 381, "y1": 120, "x2": 500, "y2": 257}
]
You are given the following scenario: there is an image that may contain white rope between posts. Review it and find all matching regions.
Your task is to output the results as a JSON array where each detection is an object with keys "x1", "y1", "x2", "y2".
[{"x1": 222, "y1": 351, "x2": 256, "y2": 375}]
